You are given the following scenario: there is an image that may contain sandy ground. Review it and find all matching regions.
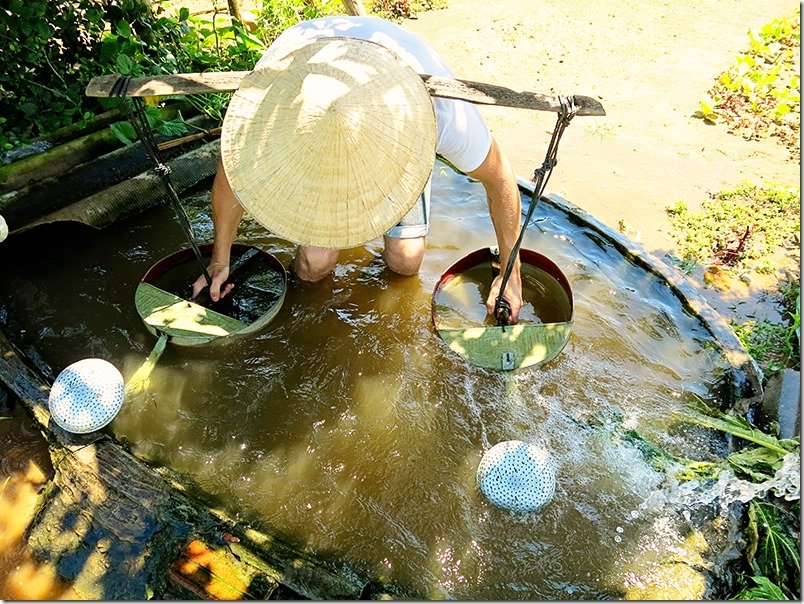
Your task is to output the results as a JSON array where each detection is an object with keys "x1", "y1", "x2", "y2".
[{"x1": 401, "y1": 0, "x2": 800, "y2": 320}]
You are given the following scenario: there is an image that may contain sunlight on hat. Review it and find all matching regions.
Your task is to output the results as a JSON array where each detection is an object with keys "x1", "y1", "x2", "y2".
[{"x1": 221, "y1": 37, "x2": 436, "y2": 249}]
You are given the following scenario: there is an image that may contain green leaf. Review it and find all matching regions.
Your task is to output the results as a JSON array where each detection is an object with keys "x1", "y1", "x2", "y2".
[
  {"x1": 746, "y1": 502, "x2": 759, "y2": 566},
  {"x1": 699, "y1": 95, "x2": 716, "y2": 115},
  {"x1": 155, "y1": 118, "x2": 189, "y2": 137},
  {"x1": 684, "y1": 400, "x2": 798, "y2": 455},
  {"x1": 110, "y1": 121, "x2": 136, "y2": 145},
  {"x1": 116, "y1": 19, "x2": 133, "y2": 38},
  {"x1": 727, "y1": 446, "x2": 782, "y2": 481},
  {"x1": 752, "y1": 502, "x2": 800, "y2": 590},
  {"x1": 116, "y1": 54, "x2": 135, "y2": 74},
  {"x1": 775, "y1": 103, "x2": 791, "y2": 117},
  {"x1": 734, "y1": 575, "x2": 789, "y2": 600}
]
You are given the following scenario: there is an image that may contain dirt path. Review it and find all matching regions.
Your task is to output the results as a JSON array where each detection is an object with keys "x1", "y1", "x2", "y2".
[{"x1": 402, "y1": 0, "x2": 799, "y2": 320}]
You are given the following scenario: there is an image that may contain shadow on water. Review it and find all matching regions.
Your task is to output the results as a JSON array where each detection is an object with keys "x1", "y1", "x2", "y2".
[
  {"x1": 0, "y1": 402, "x2": 79, "y2": 600},
  {"x1": 0, "y1": 162, "x2": 753, "y2": 599}
]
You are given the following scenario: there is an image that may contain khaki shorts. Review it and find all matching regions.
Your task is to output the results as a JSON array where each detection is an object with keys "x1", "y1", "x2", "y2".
[{"x1": 385, "y1": 177, "x2": 431, "y2": 239}]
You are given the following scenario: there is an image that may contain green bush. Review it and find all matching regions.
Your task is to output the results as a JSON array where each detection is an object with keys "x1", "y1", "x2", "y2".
[
  {"x1": 0, "y1": 0, "x2": 270, "y2": 149},
  {"x1": 0, "y1": 0, "x2": 150, "y2": 149},
  {"x1": 255, "y1": 0, "x2": 342, "y2": 45},
  {"x1": 1, "y1": 0, "x2": 448, "y2": 149}
]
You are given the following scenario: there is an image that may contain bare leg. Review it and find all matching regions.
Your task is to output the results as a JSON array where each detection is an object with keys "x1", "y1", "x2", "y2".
[
  {"x1": 382, "y1": 236, "x2": 425, "y2": 276},
  {"x1": 292, "y1": 246, "x2": 340, "y2": 281}
]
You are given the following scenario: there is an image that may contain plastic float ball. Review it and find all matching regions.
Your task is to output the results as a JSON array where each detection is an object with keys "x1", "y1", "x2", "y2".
[
  {"x1": 48, "y1": 358, "x2": 125, "y2": 433},
  {"x1": 477, "y1": 440, "x2": 556, "y2": 512},
  {"x1": 0, "y1": 215, "x2": 7, "y2": 242}
]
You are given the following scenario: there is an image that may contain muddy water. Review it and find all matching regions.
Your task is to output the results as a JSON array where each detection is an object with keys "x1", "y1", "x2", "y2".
[
  {"x1": 0, "y1": 163, "x2": 738, "y2": 599},
  {"x1": 0, "y1": 404, "x2": 79, "y2": 599},
  {"x1": 434, "y1": 261, "x2": 572, "y2": 328}
]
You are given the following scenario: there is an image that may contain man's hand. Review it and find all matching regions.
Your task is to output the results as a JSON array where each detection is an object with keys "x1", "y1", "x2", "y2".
[
  {"x1": 486, "y1": 271, "x2": 523, "y2": 324},
  {"x1": 192, "y1": 260, "x2": 233, "y2": 302}
]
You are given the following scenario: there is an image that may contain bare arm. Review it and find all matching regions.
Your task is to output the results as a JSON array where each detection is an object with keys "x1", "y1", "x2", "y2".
[
  {"x1": 465, "y1": 136, "x2": 524, "y2": 323},
  {"x1": 191, "y1": 161, "x2": 244, "y2": 301}
]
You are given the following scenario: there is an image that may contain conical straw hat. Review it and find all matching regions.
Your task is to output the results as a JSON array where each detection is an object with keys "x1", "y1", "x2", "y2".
[{"x1": 221, "y1": 37, "x2": 437, "y2": 249}]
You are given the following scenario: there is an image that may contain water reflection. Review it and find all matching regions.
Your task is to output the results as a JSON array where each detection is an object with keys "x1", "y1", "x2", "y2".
[
  {"x1": 0, "y1": 405, "x2": 79, "y2": 599},
  {"x1": 0, "y1": 162, "x2": 738, "y2": 599}
]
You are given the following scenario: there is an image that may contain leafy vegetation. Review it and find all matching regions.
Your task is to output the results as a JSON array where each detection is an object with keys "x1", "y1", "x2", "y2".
[
  {"x1": 103, "y1": 4, "x2": 269, "y2": 134},
  {"x1": 609, "y1": 395, "x2": 800, "y2": 598},
  {"x1": 695, "y1": 12, "x2": 800, "y2": 159},
  {"x1": 666, "y1": 182, "x2": 799, "y2": 274},
  {"x1": 665, "y1": 182, "x2": 800, "y2": 374},
  {"x1": 679, "y1": 19, "x2": 801, "y2": 587},
  {"x1": 253, "y1": 0, "x2": 341, "y2": 51},
  {"x1": 683, "y1": 401, "x2": 800, "y2": 600},
  {"x1": 733, "y1": 305, "x2": 800, "y2": 374},
  {"x1": 0, "y1": 0, "x2": 449, "y2": 150},
  {"x1": 0, "y1": 0, "x2": 146, "y2": 150},
  {"x1": 623, "y1": 399, "x2": 801, "y2": 600}
]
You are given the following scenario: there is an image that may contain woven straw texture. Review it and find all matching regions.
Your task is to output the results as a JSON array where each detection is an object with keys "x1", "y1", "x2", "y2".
[{"x1": 221, "y1": 37, "x2": 437, "y2": 248}]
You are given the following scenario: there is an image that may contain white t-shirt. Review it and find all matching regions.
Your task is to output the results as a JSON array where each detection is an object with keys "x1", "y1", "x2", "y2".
[{"x1": 255, "y1": 16, "x2": 492, "y2": 173}]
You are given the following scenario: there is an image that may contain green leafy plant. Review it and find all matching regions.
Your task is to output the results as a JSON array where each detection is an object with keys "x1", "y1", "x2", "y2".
[
  {"x1": 734, "y1": 575, "x2": 789, "y2": 600},
  {"x1": 695, "y1": 13, "x2": 800, "y2": 158},
  {"x1": 0, "y1": 0, "x2": 272, "y2": 149},
  {"x1": 667, "y1": 183, "x2": 800, "y2": 375},
  {"x1": 666, "y1": 182, "x2": 799, "y2": 272},
  {"x1": 732, "y1": 278, "x2": 800, "y2": 375},
  {"x1": 684, "y1": 398, "x2": 799, "y2": 455},
  {"x1": 109, "y1": 105, "x2": 191, "y2": 145},
  {"x1": 0, "y1": 0, "x2": 154, "y2": 149},
  {"x1": 255, "y1": 0, "x2": 341, "y2": 45},
  {"x1": 100, "y1": 6, "x2": 267, "y2": 125},
  {"x1": 672, "y1": 400, "x2": 800, "y2": 599},
  {"x1": 732, "y1": 501, "x2": 801, "y2": 599},
  {"x1": 583, "y1": 397, "x2": 800, "y2": 598},
  {"x1": 733, "y1": 317, "x2": 799, "y2": 374}
]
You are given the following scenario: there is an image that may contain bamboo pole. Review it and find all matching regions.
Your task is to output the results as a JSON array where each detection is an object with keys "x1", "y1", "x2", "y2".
[{"x1": 227, "y1": 0, "x2": 242, "y2": 22}]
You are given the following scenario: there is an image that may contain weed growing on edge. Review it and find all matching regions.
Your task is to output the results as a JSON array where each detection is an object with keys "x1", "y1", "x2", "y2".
[
  {"x1": 733, "y1": 316, "x2": 798, "y2": 373},
  {"x1": 665, "y1": 182, "x2": 800, "y2": 273},
  {"x1": 734, "y1": 277, "x2": 801, "y2": 374},
  {"x1": 623, "y1": 399, "x2": 801, "y2": 599},
  {"x1": 666, "y1": 182, "x2": 800, "y2": 375}
]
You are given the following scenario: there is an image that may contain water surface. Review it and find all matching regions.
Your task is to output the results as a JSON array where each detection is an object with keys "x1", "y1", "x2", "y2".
[{"x1": 0, "y1": 162, "x2": 737, "y2": 598}]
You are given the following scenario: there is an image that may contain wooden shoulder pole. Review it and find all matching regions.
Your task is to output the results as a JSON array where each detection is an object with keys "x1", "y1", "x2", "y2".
[{"x1": 85, "y1": 72, "x2": 606, "y2": 116}]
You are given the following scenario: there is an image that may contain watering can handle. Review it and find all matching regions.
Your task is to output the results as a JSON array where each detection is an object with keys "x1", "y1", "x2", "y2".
[
  {"x1": 495, "y1": 298, "x2": 512, "y2": 327},
  {"x1": 190, "y1": 247, "x2": 261, "y2": 307}
]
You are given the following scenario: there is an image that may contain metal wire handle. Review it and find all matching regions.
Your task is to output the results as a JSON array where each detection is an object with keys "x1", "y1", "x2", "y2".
[
  {"x1": 112, "y1": 76, "x2": 212, "y2": 287},
  {"x1": 494, "y1": 95, "x2": 578, "y2": 327}
]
